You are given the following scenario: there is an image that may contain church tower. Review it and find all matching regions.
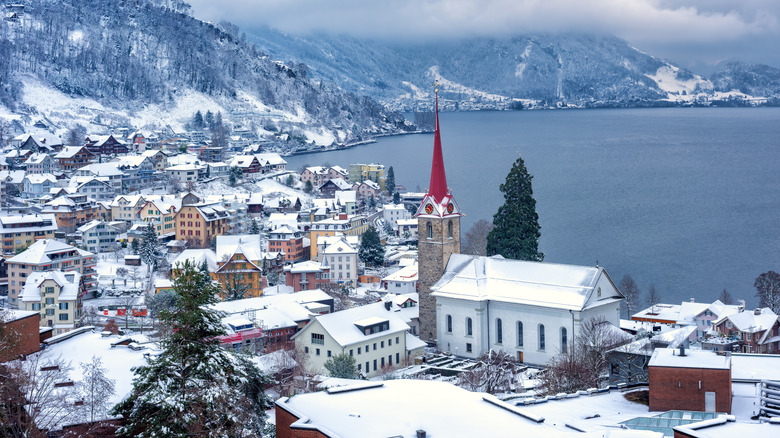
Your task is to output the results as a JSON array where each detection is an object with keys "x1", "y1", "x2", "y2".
[{"x1": 415, "y1": 83, "x2": 463, "y2": 343}]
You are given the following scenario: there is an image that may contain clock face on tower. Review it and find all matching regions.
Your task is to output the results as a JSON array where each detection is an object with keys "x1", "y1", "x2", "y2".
[
  {"x1": 424, "y1": 203, "x2": 434, "y2": 214},
  {"x1": 447, "y1": 203, "x2": 454, "y2": 214}
]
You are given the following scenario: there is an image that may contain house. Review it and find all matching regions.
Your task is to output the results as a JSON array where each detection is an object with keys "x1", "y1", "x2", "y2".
[
  {"x1": 284, "y1": 261, "x2": 331, "y2": 292},
  {"x1": 348, "y1": 162, "x2": 385, "y2": 190},
  {"x1": 20, "y1": 271, "x2": 85, "y2": 335},
  {"x1": 110, "y1": 194, "x2": 147, "y2": 223},
  {"x1": 355, "y1": 179, "x2": 380, "y2": 198},
  {"x1": 692, "y1": 299, "x2": 744, "y2": 340},
  {"x1": 137, "y1": 197, "x2": 180, "y2": 240},
  {"x1": 22, "y1": 173, "x2": 58, "y2": 198},
  {"x1": 247, "y1": 192, "x2": 263, "y2": 214},
  {"x1": 74, "y1": 162, "x2": 125, "y2": 192},
  {"x1": 23, "y1": 152, "x2": 55, "y2": 174},
  {"x1": 268, "y1": 226, "x2": 306, "y2": 263},
  {"x1": 39, "y1": 194, "x2": 102, "y2": 231},
  {"x1": 309, "y1": 213, "x2": 369, "y2": 259},
  {"x1": 267, "y1": 213, "x2": 300, "y2": 231},
  {"x1": 207, "y1": 162, "x2": 229, "y2": 178},
  {"x1": 113, "y1": 155, "x2": 156, "y2": 190},
  {"x1": 711, "y1": 308, "x2": 780, "y2": 353},
  {"x1": 69, "y1": 176, "x2": 116, "y2": 201},
  {"x1": 54, "y1": 146, "x2": 95, "y2": 171},
  {"x1": 321, "y1": 236, "x2": 358, "y2": 287},
  {"x1": 0, "y1": 214, "x2": 57, "y2": 255},
  {"x1": 648, "y1": 347, "x2": 732, "y2": 414},
  {"x1": 326, "y1": 165, "x2": 348, "y2": 181},
  {"x1": 264, "y1": 196, "x2": 303, "y2": 213},
  {"x1": 140, "y1": 149, "x2": 168, "y2": 171},
  {"x1": 396, "y1": 218, "x2": 418, "y2": 239},
  {"x1": 381, "y1": 292, "x2": 420, "y2": 336},
  {"x1": 432, "y1": 255, "x2": 623, "y2": 364},
  {"x1": 382, "y1": 262, "x2": 418, "y2": 294},
  {"x1": 382, "y1": 203, "x2": 411, "y2": 230},
  {"x1": 334, "y1": 190, "x2": 357, "y2": 215},
  {"x1": 214, "y1": 235, "x2": 266, "y2": 299},
  {"x1": 318, "y1": 178, "x2": 353, "y2": 198},
  {"x1": 255, "y1": 152, "x2": 287, "y2": 173},
  {"x1": 85, "y1": 134, "x2": 129, "y2": 156},
  {"x1": 227, "y1": 154, "x2": 261, "y2": 174},
  {"x1": 77, "y1": 220, "x2": 119, "y2": 253},
  {"x1": 291, "y1": 301, "x2": 425, "y2": 378},
  {"x1": 301, "y1": 166, "x2": 328, "y2": 187},
  {"x1": 165, "y1": 163, "x2": 205, "y2": 183},
  {"x1": 174, "y1": 203, "x2": 231, "y2": 248},
  {"x1": 6, "y1": 239, "x2": 97, "y2": 306}
]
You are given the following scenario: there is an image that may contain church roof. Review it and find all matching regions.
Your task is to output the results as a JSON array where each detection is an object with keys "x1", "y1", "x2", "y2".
[
  {"x1": 431, "y1": 254, "x2": 622, "y2": 311},
  {"x1": 427, "y1": 86, "x2": 448, "y2": 203}
]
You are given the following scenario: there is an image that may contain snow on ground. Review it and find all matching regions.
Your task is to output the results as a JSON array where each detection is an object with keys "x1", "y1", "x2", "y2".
[
  {"x1": 132, "y1": 88, "x2": 228, "y2": 132},
  {"x1": 646, "y1": 65, "x2": 712, "y2": 96},
  {"x1": 302, "y1": 126, "x2": 336, "y2": 146},
  {"x1": 428, "y1": 66, "x2": 513, "y2": 103}
]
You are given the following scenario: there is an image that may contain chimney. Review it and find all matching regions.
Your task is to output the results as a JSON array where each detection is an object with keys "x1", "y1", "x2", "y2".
[
  {"x1": 679, "y1": 344, "x2": 686, "y2": 357},
  {"x1": 738, "y1": 300, "x2": 746, "y2": 311},
  {"x1": 690, "y1": 298, "x2": 695, "y2": 303},
  {"x1": 754, "y1": 308, "x2": 761, "y2": 315},
  {"x1": 417, "y1": 431, "x2": 426, "y2": 438},
  {"x1": 384, "y1": 301, "x2": 392, "y2": 311},
  {"x1": 339, "y1": 213, "x2": 347, "y2": 220}
]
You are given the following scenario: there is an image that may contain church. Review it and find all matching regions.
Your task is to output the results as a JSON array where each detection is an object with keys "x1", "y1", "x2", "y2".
[{"x1": 415, "y1": 85, "x2": 623, "y2": 364}]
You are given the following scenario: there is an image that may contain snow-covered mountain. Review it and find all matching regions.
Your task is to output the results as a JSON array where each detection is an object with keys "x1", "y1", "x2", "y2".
[
  {"x1": 247, "y1": 29, "x2": 779, "y2": 110},
  {"x1": 0, "y1": 0, "x2": 408, "y2": 145}
]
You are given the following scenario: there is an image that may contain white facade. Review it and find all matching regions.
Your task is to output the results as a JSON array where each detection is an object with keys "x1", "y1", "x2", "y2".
[
  {"x1": 433, "y1": 255, "x2": 623, "y2": 365},
  {"x1": 78, "y1": 220, "x2": 119, "y2": 253},
  {"x1": 382, "y1": 203, "x2": 412, "y2": 230},
  {"x1": 322, "y1": 237, "x2": 358, "y2": 286}
]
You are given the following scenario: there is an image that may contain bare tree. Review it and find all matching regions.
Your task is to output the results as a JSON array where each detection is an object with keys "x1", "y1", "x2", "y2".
[
  {"x1": 0, "y1": 353, "x2": 76, "y2": 436},
  {"x1": 754, "y1": 271, "x2": 780, "y2": 314},
  {"x1": 718, "y1": 288, "x2": 734, "y2": 305},
  {"x1": 458, "y1": 350, "x2": 520, "y2": 394},
  {"x1": 76, "y1": 356, "x2": 116, "y2": 424},
  {"x1": 619, "y1": 274, "x2": 641, "y2": 318},
  {"x1": 320, "y1": 282, "x2": 352, "y2": 311},
  {"x1": 462, "y1": 219, "x2": 494, "y2": 256},
  {"x1": 539, "y1": 317, "x2": 630, "y2": 395},
  {"x1": 646, "y1": 284, "x2": 661, "y2": 310},
  {"x1": 216, "y1": 254, "x2": 253, "y2": 301}
]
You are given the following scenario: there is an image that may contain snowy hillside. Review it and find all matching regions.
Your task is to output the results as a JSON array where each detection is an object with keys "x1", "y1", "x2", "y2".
[
  {"x1": 247, "y1": 30, "x2": 779, "y2": 110},
  {"x1": 0, "y1": 0, "x2": 408, "y2": 144}
]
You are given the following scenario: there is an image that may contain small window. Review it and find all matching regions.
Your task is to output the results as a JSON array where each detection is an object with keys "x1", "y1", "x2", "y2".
[
  {"x1": 446, "y1": 315, "x2": 453, "y2": 333},
  {"x1": 350, "y1": 349, "x2": 353, "y2": 356},
  {"x1": 447, "y1": 221, "x2": 453, "y2": 238},
  {"x1": 358, "y1": 347, "x2": 361, "y2": 354},
  {"x1": 496, "y1": 318, "x2": 503, "y2": 344},
  {"x1": 466, "y1": 343, "x2": 472, "y2": 353},
  {"x1": 539, "y1": 324, "x2": 546, "y2": 350},
  {"x1": 381, "y1": 341, "x2": 384, "y2": 348},
  {"x1": 373, "y1": 343, "x2": 377, "y2": 351},
  {"x1": 327, "y1": 350, "x2": 332, "y2": 358},
  {"x1": 561, "y1": 327, "x2": 568, "y2": 353},
  {"x1": 466, "y1": 317, "x2": 472, "y2": 336},
  {"x1": 316, "y1": 348, "x2": 320, "y2": 356},
  {"x1": 426, "y1": 222, "x2": 433, "y2": 239},
  {"x1": 388, "y1": 338, "x2": 392, "y2": 346}
]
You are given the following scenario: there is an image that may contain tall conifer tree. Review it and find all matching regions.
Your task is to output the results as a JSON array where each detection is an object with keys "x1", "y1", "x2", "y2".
[{"x1": 486, "y1": 155, "x2": 544, "y2": 261}]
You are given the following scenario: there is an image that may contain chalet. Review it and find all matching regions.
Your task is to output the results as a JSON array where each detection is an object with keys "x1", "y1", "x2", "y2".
[
  {"x1": 74, "y1": 163, "x2": 125, "y2": 192},
  {"x1": 711, "y1": 308, "x2": 780, "y2": 353},
  {"x1": 85, "y1": 134, "x2": 129, "y2": 156},
  {"x1": 319, "y1": 178, "x2": 353, "y2": 198},
  {"x1": 227, "y1": 155, "x2": 261, "y2": 174},
  {"x1": 214, "y1": 235, "x2": 266, "y2": 299},
  {"x1": 69, "y1": 176, "x2": 116, "y2": 201},
  {"x1": 54, "y1": 146, "x2": 94, "y2": 170},
  {"x1": 23, "y1": 153, "x2": 55, "y2": 174},
  {"x1": 22, "y1": 173, "x2": 57, "y2": 198},
  {"x1": 255, "y1": 152, "x2": 287, "y2": 173}
]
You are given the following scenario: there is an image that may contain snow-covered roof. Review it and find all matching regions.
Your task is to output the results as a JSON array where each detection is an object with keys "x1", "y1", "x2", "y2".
[
  {"x1": 209, "y1": 289, "x2": 332, "y2": 324},
  {"x1": 9, "y1": 239, "x2": 93, "y2": 265},
  {"x1": 649, "y1": 348, "x2": 731, "y2": 370},
  {"x1": 54, "y1": 146, "x2": 89, "y2": 159},
  {"x1": 0, "y1": 214, "x2": 57, "y2": 233},
  {"x1": 731, "y1": 354, "x2": 780, "y2": 381},
  {"x1": 382, "y1": 262, "x2": 418, "y2": 283},
  {"x1": 77, "y1": 162, "x2": 124, "y2": 176},
  {"x1": 286, "y1": 260, "x2": 327, "y2": 273},
  {"x1": 1, "y1": 309, "x2": 39, "y2": 323},
  {"x1": 171, "y1": 249, "x2": 218, "y2": 272},
  {"x1": 23, "y1": 173, "x2": 57, "y2": 184},
  {"x1": 322, "y1": 237, "x2": 357, "y2": 256},
  {"x1": 301, "y1": 302, "x2": 410, "y2": 347},
  {"x1": 20, "y1": 271, "x2": 82, "y2": 302},
  {"x1": 431, "y1": 254, "x2": 621, "y2": 311},
  {"x1": 716, "y1": 308, "x2": 778, "y2": 334},
  {"x1": 254, "y1": 152, "x2": 286, "y2": 166},
  {"x1": 23, "y1": 152, "x2": 51, "y2": 164},
  {"x1": 334, "y1": 190, "x2": 356, "y2": 204},
  {"x1": 359, "y1": 179, "x2": 380, "y2": 190},
  {"x1": 277, "y1": 379, "x2": 594, "y2": 438},
  {"x1": 322, "y1": 178, "x2": 352, "y2": 190}
]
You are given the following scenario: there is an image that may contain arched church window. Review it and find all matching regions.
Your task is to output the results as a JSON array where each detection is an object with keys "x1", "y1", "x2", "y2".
[
  {"x1": 496, "y1": 318, "x2": 503, "y2": 344},
  {"x1": 426, "y1": 222, "x2": 433, "y2": 239},
  {"x1": 517, "y1": 321, "x2": 523, "y2": 347},
  {"x1": 446, "y1": 314, "x2": 453, "y2": 333},
  {"x1": 560, "y1": 327, "x2": 568, "y2": 353},
  {"x1": 466, "y1": 317, "x2": 472, "y2": 336},
  {"x1": 447, "y1": 221, "x2": 453, "y2": 238}
]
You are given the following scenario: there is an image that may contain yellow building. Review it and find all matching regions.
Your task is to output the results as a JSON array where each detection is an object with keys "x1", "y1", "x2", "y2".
[
  {"x1": 138, "y1": 198, "x2": 180, "y2": 240},
  {"x1": 348, "y1": 163, "x2": 386, "y2": 191},
  {"x1": 0, "y1": 214, "x2": 57, "y2": 256},
  {"x1": 309, "y1": 213, "x2": 369, "y2": 260}
]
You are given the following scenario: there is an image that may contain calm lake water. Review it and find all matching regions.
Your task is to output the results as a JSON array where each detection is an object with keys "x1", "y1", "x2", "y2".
[{"x1": 286, "y1": 108, "x2": 780, "y2": 308}]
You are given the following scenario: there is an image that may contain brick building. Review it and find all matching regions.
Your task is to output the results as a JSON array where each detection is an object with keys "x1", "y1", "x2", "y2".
[
  {"x1": 284, "y1": 261, "x2": 330, "y2": 292},
  {"x1": 0, "y1": 309, "x2": 41, "y2": 362},
  {"x1": 648, "y1": 347, "x2": 732, "y2": 414},
  {"x1": 268, "y1": 226, "x2": 305, "y2": 263}
]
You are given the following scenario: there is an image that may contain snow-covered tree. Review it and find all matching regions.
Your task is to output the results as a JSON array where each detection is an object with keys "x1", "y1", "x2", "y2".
[
  {"x1": 139, "y1": 225, "x2": 160, "y2": 275},
  {"x1": 755, "y1": 270, "x2": 780, "y2": 314},
  {"x1": 385, "y1": 166, "x2": 396, "y2": 194},
  {"x1": 619, "y1": 274, "x2": 641, "y2": 318},
  {"x1": 486, "y1": 155, "x2": 544, "y2": 261},
  {"x1": 248, "y1": 218, "x2": 261, "y2": 235},
  {"x1": 459, "y1": 350, "x2": 519, "y2": 394},
  {"x1": 76, "y1": 355, "x2": 116, "y2": 424},
  {"x1": 462, "y1": 219, "x2": 494, "y2": 256},
  {"x1": 358, "y1": 226, "x2": 384, "y2": 267},
  {"x1": 112, "y1": 260, "x2": 272, "y2": 437},
  {"x1": 324, "y1": 353, "x2": 357, "y2": 379}
]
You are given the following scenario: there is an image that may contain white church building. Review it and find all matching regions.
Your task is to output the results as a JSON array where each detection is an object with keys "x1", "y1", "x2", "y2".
[{"x1": 432, "y1": 254, "x2": 623, "y2": 365}]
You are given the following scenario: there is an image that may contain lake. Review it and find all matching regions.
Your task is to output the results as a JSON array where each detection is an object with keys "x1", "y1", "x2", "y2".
[{"x1": 285, "y1": 108, "x2": 780, "y2": 308}]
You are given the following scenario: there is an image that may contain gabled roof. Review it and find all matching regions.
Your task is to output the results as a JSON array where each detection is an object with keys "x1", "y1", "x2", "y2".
[
  {"x1": 254, "y1": 152, "x2": 286, "y2": 166},
  {"x1": 9, "y1": 239, "x2": 93, "y2": 264},
  {"x1": 172, "y1": 249, "x2": 218, "y2": 272},
  {"x1": 23, "y1": 152, "x2": 51, "y2": 164},
  {"x1": 216, "y1": 235, "x2": 263, "y2": 263},
  {"x1": 322, "y1": 178, "x2": 353, "y2": 190},
  {"x1": 297, "y1": 302, "x2": 410, "y2": 347},
  {"x1": 54, "y1": 145, "x2": 91, "y2": 159},
  {"x1": 382, "y1": 262, "x2": 418, "y2": 283},
  {"x1": 431, "y1": 254, "x2": 621, "y2": 311},
  {"x1": 77, "y1": 162, "x2": 124, "y2": 177},
  {"x1": 20, "y1": 271, "x2": 82, "y2": 302},
  {"x1": 24, "y1": 173, "x2": 57, "y2": 184},
  {"x1": 717, "y1": 308, "x2": 778, "y2": 334},
  {"x1": 323, "y1": 237, "x2": 357, "y2": 256}
]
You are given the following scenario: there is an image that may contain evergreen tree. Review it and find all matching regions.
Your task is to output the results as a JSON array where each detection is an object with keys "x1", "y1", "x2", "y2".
[
  {"x1": 386, "y1": 166, "x2": 396, "y2": 194},
  {"x1": 248, "y1": 218, "x2": 261, "y2": 235},
  {"x1": 304, "y1": 180, "x2": 313, "y2": 193},
  {"x1": 205, "y1": 110, "x2": 215, "y2": 129},
  {"x1": 139, "y1": 225, "x2": 160, "y2": 274},
  {"x1": 228, "y1": 166, "x2": 242, "y2": 186},
  {"x1": 393, "y1": 191, "x2": 401, "y2": 204},
  {"x1": 486, "y1": 155, "x2": 544, "y2": 261},
  {"x1": 130, "y1": 237, "x2": 140, "y2": 255},
  {"x1": 358, "y1": 226, "x2": 385, "y2": 267},
  {"x1": 112, "y1": 260, "x2": 271, "y2": 437},
  {"x1": 193, "y1": 110, "x2": 204, "y2": 129},
  {"x1": 324, "y1": 353, "x2": 357, "y2": 378}
]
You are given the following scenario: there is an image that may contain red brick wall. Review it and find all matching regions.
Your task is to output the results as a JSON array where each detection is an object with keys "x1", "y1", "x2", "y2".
[
  {"x1": 1, "y1": 314, "x2": 40, "y2": 362},
  {"x1": 649, "y1": 366, "x2": 731, "y2": 413},
  {"x1": 275, "y1": 404, "x2": 329, "y2": 438}
]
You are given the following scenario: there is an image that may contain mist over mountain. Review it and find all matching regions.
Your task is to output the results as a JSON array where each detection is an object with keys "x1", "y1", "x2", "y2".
[{"x1": 247, "y1": 27, "x2": 780, "y2": 110}]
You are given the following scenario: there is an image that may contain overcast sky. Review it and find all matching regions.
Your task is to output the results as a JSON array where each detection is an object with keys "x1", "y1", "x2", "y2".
[{"x1": 187, "y1": 0, "x2": 780, "y2": 71}]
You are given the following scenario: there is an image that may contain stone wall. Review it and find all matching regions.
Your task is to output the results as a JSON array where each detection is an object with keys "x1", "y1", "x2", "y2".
[{"x1": 417, "y1": 216, "x2": 460, "y2": 343}]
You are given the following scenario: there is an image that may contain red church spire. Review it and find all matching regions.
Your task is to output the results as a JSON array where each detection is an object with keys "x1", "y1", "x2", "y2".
[{"x1": 428, "y1": 82, "x2": 449, "y2": 203}]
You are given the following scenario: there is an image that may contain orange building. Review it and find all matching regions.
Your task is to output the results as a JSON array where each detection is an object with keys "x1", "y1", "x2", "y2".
[
  {"x1": 268, "y1": 226, "x2": 305, "y2": 263},
  {"x1": 174, "y1": 203, "x2": 231, "y2": 248}
]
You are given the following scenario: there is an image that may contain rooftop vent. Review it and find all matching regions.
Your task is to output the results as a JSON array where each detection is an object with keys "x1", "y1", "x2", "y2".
[{"x1": 417, "y1": 431, "x2": 426, "y2": 438}]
